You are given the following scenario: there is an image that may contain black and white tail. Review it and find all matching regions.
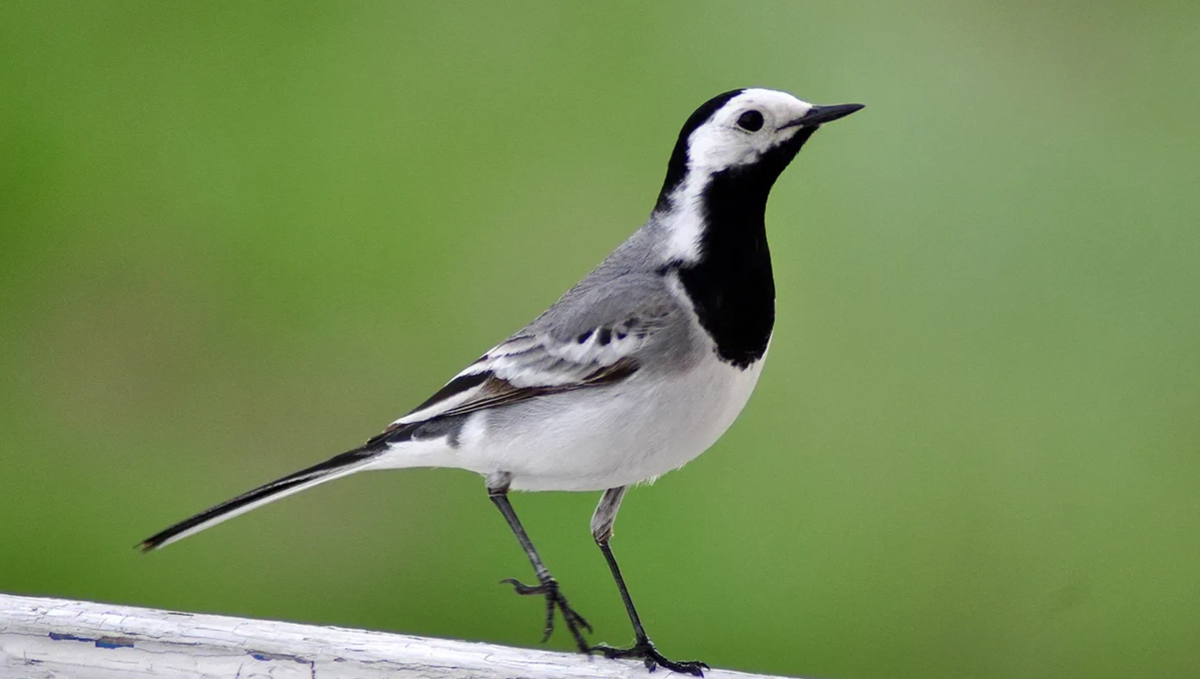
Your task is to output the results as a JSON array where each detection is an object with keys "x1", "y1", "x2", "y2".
[{"x1": 140, "y1": 444, "x2": 384, "y2": 551}]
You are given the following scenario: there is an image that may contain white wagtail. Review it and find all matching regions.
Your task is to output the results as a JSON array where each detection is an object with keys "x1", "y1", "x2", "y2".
[{"x1": 142, "y1": 88, "x2": 862, "y2": 675}]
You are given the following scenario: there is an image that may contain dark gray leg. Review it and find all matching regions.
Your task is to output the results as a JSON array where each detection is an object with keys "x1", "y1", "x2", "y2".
[
  {"x1": 588, "y1": 486, "x2": 709, "y2": 676},
  {"x1": 488, "y1": 473, "x2": 591, "y2": 652}
]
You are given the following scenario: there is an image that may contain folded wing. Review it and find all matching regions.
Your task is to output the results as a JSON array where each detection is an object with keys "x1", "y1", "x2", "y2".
[{"x1": 374, "y1": 273, "x2": 681, "y2": 441}]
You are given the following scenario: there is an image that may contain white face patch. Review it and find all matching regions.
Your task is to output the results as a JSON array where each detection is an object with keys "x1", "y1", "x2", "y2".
[
  {"x1": 657, "y1": 89, "x2": 814, "y2": 264},
  {"x1": 685, "y1": 89, "x2": 813, "y2": 176}
]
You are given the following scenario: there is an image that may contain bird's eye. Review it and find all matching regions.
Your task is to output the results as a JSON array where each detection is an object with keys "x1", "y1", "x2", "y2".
[{"x1": 736, "y1": 110, "x2": 764, "y2": 132}]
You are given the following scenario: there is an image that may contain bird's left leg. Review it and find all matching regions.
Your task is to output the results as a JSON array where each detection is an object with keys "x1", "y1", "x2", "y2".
[
  {"x1": 588, "y1": 486, "x2": 709, "y2": 676},
  {"x1": 487, "y1": 473, "x2": 591, "y2": 652}
]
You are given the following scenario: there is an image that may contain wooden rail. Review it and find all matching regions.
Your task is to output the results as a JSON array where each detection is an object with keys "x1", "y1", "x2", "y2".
[{"x1": 0, "y1": 593, "x2": 792, "y2": 678}]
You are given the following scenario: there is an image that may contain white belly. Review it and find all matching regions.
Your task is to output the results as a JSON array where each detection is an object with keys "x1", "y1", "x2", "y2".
[{"x1": 450, "y1": 353, "x2": 766, "y2": 491}]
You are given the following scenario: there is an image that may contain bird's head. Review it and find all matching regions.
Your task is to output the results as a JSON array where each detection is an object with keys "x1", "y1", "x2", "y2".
[{"x1": 656, "y1": 88, "x2": 863, "y2": 210}]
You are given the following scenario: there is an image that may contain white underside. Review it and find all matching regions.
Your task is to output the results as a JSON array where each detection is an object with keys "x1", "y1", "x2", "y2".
[{"x1": 368, "y1": 349, "x2": 766, "y2": 491}]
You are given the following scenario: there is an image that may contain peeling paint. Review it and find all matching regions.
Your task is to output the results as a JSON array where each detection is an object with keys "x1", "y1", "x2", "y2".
[
  {"x1": 249, "y1": 650, "x2": 310, "y2": 664},
  {"x1": 47, "y1": 631, "x2": 135, "y2": 649},
  {"x1": 48, "y1": 632, "x2": 94, "y2": 643},
  {"x1": 96, "y1": 636, "x2": 135, "y2": 649}
]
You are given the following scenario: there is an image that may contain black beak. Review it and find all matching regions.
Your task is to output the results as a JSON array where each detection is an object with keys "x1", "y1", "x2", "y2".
[{"x1": 780, "y1": 103, "x2": 865, "y2": 130}]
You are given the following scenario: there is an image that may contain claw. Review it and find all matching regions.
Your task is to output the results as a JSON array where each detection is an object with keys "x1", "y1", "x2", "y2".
[
  {"x1": 590, "y1": 641, "x2": 708, "y2": 677},
  {"x1": 541, "y1": 593, "x2": 556, "y2": 642},
  {"x1": 499, "y1": 578, "x2": 544, "y2": 596},
  {"x1": 499, "y1": 575, "x2": 592, "y2": 652}
]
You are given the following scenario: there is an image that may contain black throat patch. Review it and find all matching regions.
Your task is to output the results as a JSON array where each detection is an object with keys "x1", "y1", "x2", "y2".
[{"x1": 670, "y1": 129, "x2": 815, "y2": 369}]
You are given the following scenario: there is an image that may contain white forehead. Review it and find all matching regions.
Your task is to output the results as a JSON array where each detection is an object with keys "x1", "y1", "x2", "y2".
[
  {"x1": 686, "y1": 88, "x2": 814, "y2": 174},
  {"x1": 715, "y1": 88, "x2": 813, "y2": 126}
]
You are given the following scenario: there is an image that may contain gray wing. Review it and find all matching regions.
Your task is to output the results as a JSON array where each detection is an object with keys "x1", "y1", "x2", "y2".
[{"x1": 385, "y1": 272, "x2": 685, "y2": 428}]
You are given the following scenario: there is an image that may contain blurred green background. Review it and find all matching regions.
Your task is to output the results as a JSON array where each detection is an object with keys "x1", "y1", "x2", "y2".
[{"x1": 2, "y1": 2, "x2": 1198, "y2": 678}]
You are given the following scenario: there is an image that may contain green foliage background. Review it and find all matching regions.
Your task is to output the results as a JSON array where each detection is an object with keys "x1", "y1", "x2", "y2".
[{"x1": 2, "y1": 3, "x2": 1198, "y2": 678}]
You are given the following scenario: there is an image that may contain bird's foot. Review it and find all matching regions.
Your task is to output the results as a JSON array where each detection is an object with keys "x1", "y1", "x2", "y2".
[
  {"x1": 500, "y1": 576, "x2": 592, "y2": 652},
  {"x1": 591, "y1": 639, "x2": 709, "y2": 676}
]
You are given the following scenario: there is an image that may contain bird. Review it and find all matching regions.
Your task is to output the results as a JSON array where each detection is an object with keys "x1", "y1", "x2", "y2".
[{"x1": 141, "y1": 88, "x2": 862, "y2": 676}]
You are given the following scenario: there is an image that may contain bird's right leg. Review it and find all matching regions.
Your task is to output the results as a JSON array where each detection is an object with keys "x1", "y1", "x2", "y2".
[
  {"x1": 588, "y1": 486, "x2": 709, "y2": 676},
  {"x1": 487, "y1": 473, "x2": 592, "y2": 652}
]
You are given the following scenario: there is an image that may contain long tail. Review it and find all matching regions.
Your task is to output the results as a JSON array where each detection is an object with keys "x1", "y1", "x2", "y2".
[{"x1": 139, "y1": 444, "x2": 384, "y2": 552}]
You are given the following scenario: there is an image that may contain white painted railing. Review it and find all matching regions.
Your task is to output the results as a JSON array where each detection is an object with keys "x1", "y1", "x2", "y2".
[{"x1": 0, "y1": 593, "x2": 791, "y2": 678}]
